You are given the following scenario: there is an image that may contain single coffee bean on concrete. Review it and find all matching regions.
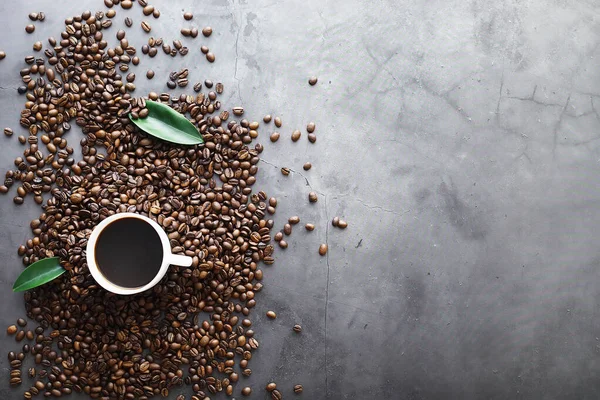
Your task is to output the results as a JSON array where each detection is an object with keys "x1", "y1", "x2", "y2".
[
  {"x1": 266, "y1": 311, "x2": 277, "y2": 319},
  {"x1": 294, "y1": 384, "x2": 303, "y2": 393},
  {"x1": 332, "y1": 216, "x2": 339, "y2": 226},
  {"x1": 143, "y1": 5, "x2": 154, "y2": 15},
  {"x1": 37, "y1": 12, "x2": 45, "y2": 21},
  {"x1": 32, "y1": 42, "x2": 42, "y2": 51},
  {"x1": 263, "y1": 114, "x2": 272, "y2": 123},
  {"x1": 17, "y1": 318, "x2": 26, "y2": 327},
  {"x1": 305, "y1": 223, "x2": 315, "y2": 231},
  {"x1": 232, "y1": 106, "x2": 244, "y2": 116},
  {"x1": 0, "y1": 51, "x2": 5, "y2": 60},
  {"x1": 181, "y1": 28, "x2": 191, "y2": 36},
  {"x1": 125, "y1": 17, "x2": 133, "y2": 27},
  {"x1": 146, "y1": 69, "x2": 154, "y2": 79},
  {"x1": 25, "y1": 24, "x2": 35, "y2": 33},
  {"x1": 337, "y1": 219, "x2": 348, "y2": 229},
  {"x1": 278, "y1": 240, "x2": 288, "y2": 249},
  {"x1": 191, "y1": 27, "x2": 198, "y2": 37},
  {"x1": 281, "y1": 167, "x2": 290, "y2": 176},
  {"x1": 7, "y1": 325, "x2": 17, "y2": 335},
  {"x1": 267, "y1": 382, "x2": 277, "y2": 391},
  {"x1": 309, "y1": 76, "x2": 318, "y2": 85},
  {"x1": 274, "y1": 232, "x2": 283, "y2": 241},
  {"x1": 141, "y1": 21, "x2": 151, "y2": 32},
  {"x1": 307, "y1": 122, "x2": 316, "y2": 133},
  {"x1": 15, "y1": 330, "x2": 25, "y2": 341},
  {"x1": 201, "y1": 45, "x2": 209, "y2": 54},
  {"x1": 293, "y1": 324, "x2": 302, "y2": 333},
  {"x1": 202, "y1": 26, "x2": 213, "y2": 37},
  {"x1": 308, "y1": 133, "x2": 317, "y2": 143},
  {"x1": 274, "y1": 116, "x2": 282, "y2": 127},
  {"x1": 242, "y1": 387, "x2": 252, "y2": 396},
  {"x1": 4, "y1": 128, "x2": 13, "y2": 136},
  {"x1": 291, "y1": 129, "x2": 301, "y2": 142},
  {"x1": 284, "y1": 223, "x2": 292, "y2": 235},
  {"x1": 183, "y1": 12, "x2": 193, "y2": 20},
  {"x1": 319, "y1": 243, "x2": 328, "y2": 256},
  {"x1": 270, "y1": 132, "x2": 280, "y2": 142},
  {"x1": 153, "y1": 8, "x2": 160, "y2": 17},
  {"x1": 308, "y1": 192, "x2": 318, "y2": 203},
  {"x1": 289, "y1": 216, "x2": 300, "y2": 225},
  {"x1": 121, "y1": 0, "x2": 133, "y2": 8},
  {"x1": 303, "y1": 162, "x2": 312, "y2": 170},
  {"x1": 206, "y1": 52, "x2": 215, "y2": 62},
  {"x1": 18, "y1": 135, "x2": 26, "y2": 144},
  {"x1": 28, "y1": 12, "x2": 38, "y2": 21},
  {"x1": 272, "y1": 390, "x2": 283, "y2": 400}
]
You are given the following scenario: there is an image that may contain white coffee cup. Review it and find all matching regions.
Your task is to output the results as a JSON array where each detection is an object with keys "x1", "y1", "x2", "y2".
[{"x1": 86, "y1": 212, "x2": 193, "y2": 295}]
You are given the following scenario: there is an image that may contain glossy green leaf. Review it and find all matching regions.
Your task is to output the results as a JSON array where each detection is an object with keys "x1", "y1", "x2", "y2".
[
  {"x1": 129, "y1": 100, "x2": 204, "y2": 145},
  {"x1": 13, "y1": 257, "x2": 66, "y2": 292}
]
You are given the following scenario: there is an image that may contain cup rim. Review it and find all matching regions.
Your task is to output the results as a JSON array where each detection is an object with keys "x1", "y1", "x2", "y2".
[{"x1": 86, "y1": 212, "x2": 171, "y2": 295}]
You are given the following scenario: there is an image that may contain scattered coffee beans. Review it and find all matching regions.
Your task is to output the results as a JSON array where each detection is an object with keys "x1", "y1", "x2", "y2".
[
  {"x1": 270, "y1": 132, "x2": 280, "y2": 142},
  {"x1": 303, "y1": 162, "x2": 312, "y2": 170},
  {"x1": 294, "y1": 384, "x2": 304, "y2": 393},
  {"x1": 292, "y1": 129, "x2": 301, "y2": 142},
  {"x1": 308, "y1": 192, "x2": 318, "y2": 203},
  {"x1": 307, "y1": 122, "x2": 316, "y2": 133},
  {"x1": 184, "y1": 12, "x2": 193, "y2": 20},
  {"x1": 267, "y1": 311, "x2": 277, "y2": 319},
  {"x1": 305, "y1": 223, "x2": 315, "y2": 231},
  {"x1": 319, "y1": 243, "x2": 328, "y2": 256},
  {"x1": 293, "y1": 324, "x2": 302, "y2": 333},
  {"x1": 4, "y1": 128, "x2": 13, "y2": 137},
  {"x1": 274, "y1": 116, "x2": 282, "y2": 127},
  {"x1": 309, "y1": 76, "x2": 318, "y2": 85},
  {"x1": 25, "y1": 24, "x2": 35, "y2": 33},
  {"x1": 202, "y1": 26, "x2": 213, "y2": 37}
]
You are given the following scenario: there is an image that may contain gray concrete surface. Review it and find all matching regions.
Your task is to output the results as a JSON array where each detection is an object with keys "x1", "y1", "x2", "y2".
[{"x1": 1, "y1": 0, "x2": 600, "y2": 399}]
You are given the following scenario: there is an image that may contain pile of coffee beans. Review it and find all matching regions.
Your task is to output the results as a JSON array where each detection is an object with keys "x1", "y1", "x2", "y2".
[{"x1": 1, "y1": 4, "x2": 283, "y2": 399}]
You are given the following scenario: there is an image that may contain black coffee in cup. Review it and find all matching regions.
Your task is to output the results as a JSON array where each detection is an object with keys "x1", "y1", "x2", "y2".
[{"x1": 94, "y1": 217, "x2": 163, "y2": 287}]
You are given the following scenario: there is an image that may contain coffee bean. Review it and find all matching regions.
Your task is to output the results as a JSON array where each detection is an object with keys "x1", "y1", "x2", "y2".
[
  {"x1": 308, "y1": 192, "x2": 318, "y2": 203},
  {"x1": 274, "y1": 116, "x2": 282, "y2": 127},
  {"x1": 281, "y1": 167, "x2": 290, "y2": 176},
  {"x1": 291, "y1": 130, "x2": 301, "y2": 142},
  {"x1": 283, "y1": 224, "x2": 292, "y2": 235},
  {"x1": 106, "y1": 9, "x2": 116, "y2": 18},
  {"x1": 307, "y1": 122, "x2": 316, "y2": 133},
  {"x1": 183, "y1": 12, "x2": 193, "y2": 20},
  {"x1": 319, "y1": 243, "x2": 328, "y2": 256},
  {"x1": 141, "y1": 21, "x2": 151, "y2": 32},
  {"x1": 201, "y1": 45, "x2": 209, "y2": 54},
  {"x1": 263, "y1": 114, "x2": 272, "y2": 123},
  {"x1": 242, "y1": 387, "x2": 252, "y2": 396},
  {"x1": 294, "y1": 384, "x2": 303, "y2": 393},
  {"x1": 191, "y1": 27, "x2": 198, "y2": 38},
  {"x1": 116, "y1": 29, "x2": 126, "y2": 40},
  {"x1": 18, "y1": 136, "x2": 26, "y2": 144},
  {"x1": 4, "y1": 128, "x2": 13, "y2": 136},
  {"x1": 7, "y1": 325, "x2": 17, "y2": 335},
  {"x1": 266, "y1": 383, "x2": 277, "y2": 392},
  {"x1": 308, "y1": 133, "x2": 317, "y2": 143},
  {"x1": 167, "y1": 81, "x2": 176, "y2": 89},
  {"x1": 15, "y1": 330, "x2": 25, "y2": 341},
  {"x1": 303, "y1": 162, "x2": 312, "y2": 170},
  {"x1": 305, "y1": 223, "x2": 315, "y2": 231},
  {"x1": 17, "y1": 318, "x2": 26, "y2": 327},
  {"x1": 293, "y1": 324, "x2": 302, "y2": 333},
  {"x1": 272, "y1": 390, "x2": 283, "y2": 400},
  {"x1": 124, "y1": 17, "x2": 133, "y2": 27},
  {"x1": 193, "y1": 82, "x2": 202, "y2": 92},
  {"x1": 206, "y1": 52, "x2": 215, "y2": 62},
  {"x1": 181, "y1": 28, "x2": 191, "y2": 37},
  {"x1": 143, "y1": 5, "x2": 154, "y2": 15},
  {"x1": 270, "y1": 132, "x2": 280, "y2": 142},
  {"x1": 332, "y1": 217, "x2": 339, "y2": 227},
  {"x1": 337, "y1": 219, "x2": 348, "y2": 229},
  {"x1": 232, "y1": 107, "x2": 244, "y2": 116},
  {"x1": 309, "y1": 76, "x2": 318, "y2": 85},
  {"x1": 33, "y1": 42, "x2": 42, "y2": 52},
  {"x1": 28, "y1": 13, "x2": 38, "y2": 21},
  {"x1": 274, "y1": 232, "x2": 283, "y2": 241},
  {"x1": 266, "y1": 311, "x2": 276, "y2": 319},
  {"x1": 0, "y1": 51, "x2": 5, "y2": 60},
  {"x1": 289, "y1": 216, "x2": 300, "y2": 225},
  {"x1": 146, "y1": 70, "x2": 154, "y2": 79},
  {"x1": 202, "y1": 26, "x2": 213, "y2": 37},
  {"x1": 25, "y1": 24, "x2": 35, "y2": 34},
  {"x1": 278, "y1": 240, "x2": 287, "y2": 249},
  {"x1": 153, "y1": 8, "x2": 160, "y2": 17},
  {"x1": 37, "y1": 12, "x2": 45, "y2": 21},
  {"x1": 121, "y1": 0, "x2": 133, "y2": 8},
  {"x1": 204, "y1": 79, "x2": 213, "y2": 88}
]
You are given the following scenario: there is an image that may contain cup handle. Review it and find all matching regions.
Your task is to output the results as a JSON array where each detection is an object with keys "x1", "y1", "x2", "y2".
[{"x1": 167, "y1": 253, "x2": 193, "y2": 267}]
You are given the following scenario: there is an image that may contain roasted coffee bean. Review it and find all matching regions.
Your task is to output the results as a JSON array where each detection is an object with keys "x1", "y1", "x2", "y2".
[
  {"x1": 303, "y1": 162, "x2": 312, "y2": 170},
  {"x1": 116, "y1": 29, "x2": 126, "y2": 40},
  {"x1": 270, "y1": 132, "x2": 280, "y2": 142},
  {"x1": 271, "y1": 389, "x2": 283, "y2": 400},
  {"x1": 332, "y1": 217, "x2": 339, "y2": 227},
  {"x1": 143, "y1": 5, "x2": 154, "y2": 15},
  {"x1": 15, "y1": 330, "x2": 25, "y2": 341},
  {"x1": 18, "y1": 136, "x2": 26, "y2": 144},
  {"x1": 242, "y1": 387, "x2": 252, "y2": 396},
  {"x1": 307, "y1": 122, "x2": 316, "y2": 133},
  {"x1": 181, "y1": 28, "x2": 191, "y2": 37},
  {"x1": 263, "y1": 114, "x2": 272, "y2": 123},
  {"x1": 281, "y1": 167, "x2": 290, "y2": 176},
  {"x1": 305, "y1": 223, "x2": 315, "y2": 231},
  {"x1": 267, "y1": 383, "x2": 277, "y2": 392},
  {"x1": 4, "y1": 128, "x2": 13, "y2": 136},
  {"x1": 0, "y1": 51, "x2": 5, "y2": 60},
  {"x1": 309, "y1": 76, "x2": 318, "y2": 85},
  {"x1": 146, "y1": 70, "x2": 154, "y2": 79},
  {"x1": 308, "y1": 133, "x2": 317, "y2": 143},
  {"x1": 33, "y1": 42, "x2": 42, "y2": 52},
  {"x1": 206, "y1": 52, "x2": 215, "y2": 62},
  {"x1": 37, "y1": 12, "x2": 45, "y2": 21},
  {"x1": 278, "y1": 240, "x2": 287, "y2": 249},
  {"x1": 17, "y1": 318, "x2": 26, "y2": 327},
  {"x1": 121, "y1": 0, "x2": 133, "y2": 8},
  {"x1": 232, "y1": 106, "x2": 244, "y2": 116},
  {"x1": 167, "y1": 81, "x2": 176, "y2": 89},
  {"x1": 25, "y1": 24, "x2": 35, "y2": 34},
  {"x1": 274, "y1": 116, "x2": 282, "y2": 127},
  {"x1": 28, "y1": 13, "x2": 38, "y2": 21},
  {"x1": 337, "y1": 219, "x2": 348, "y2": 229},
  {"x1": 289, "y1": 216, "x2": 300, "y2": 225},
  {"x1": 266, "y1": 311, "x2": 277, "y2": 319},
  {"x1": 319, "y1": 243, "x2": 328, "y2": 256},
  {"x1": 293, "y1": 324, "x2": 302, "y2": 333},
  {"x1": 202, "y1": 26, "x2": 213, "y2": 37},
  {"x1": 191, "y1": 27, "x2": 198, "y2": 38},
  {"x1": 125, "y1": 17, "x2": 133, "y2": 27},
  {"x1": 291, "y1": 130, "x2": 301, "y2": 142},
  {"x1": 308, "y1": 192, "x2": 318, "y2": 203},
  {"x1": 141, "y1": 21, "x2": 151, "y2": 32},
  {"x1": 283, "y1": 224, "x2": 292, "y2": 235},
  {"x1": 183, "y1": 12, "x2": 193, "y2": 20},
  {"x1": 294, "y1": 384, "x2": 303, "y2": 393}
]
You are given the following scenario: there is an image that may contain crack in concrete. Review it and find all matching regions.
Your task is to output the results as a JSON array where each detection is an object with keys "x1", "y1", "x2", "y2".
[{"x1": 552, "y1": 95, "x2": 571, "y2": 158}]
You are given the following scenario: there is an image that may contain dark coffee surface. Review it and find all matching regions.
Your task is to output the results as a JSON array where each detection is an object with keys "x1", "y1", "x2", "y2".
[{"x1": 94, "y1": 217, "x2": 163, "y2": 288}]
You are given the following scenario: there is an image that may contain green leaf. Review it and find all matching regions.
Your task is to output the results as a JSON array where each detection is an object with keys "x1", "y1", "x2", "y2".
[
  {"x1": 129, "y1": 100, "x2": 204, "y2": 145},
  {"x1": 13, "y1": 257, "x2": 66, "y2": 292}
]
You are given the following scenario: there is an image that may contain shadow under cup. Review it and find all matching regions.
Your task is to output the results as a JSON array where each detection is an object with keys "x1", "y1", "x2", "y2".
[{"x1": 94, "y1": 217, "x2": 164, "y2": 288}]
